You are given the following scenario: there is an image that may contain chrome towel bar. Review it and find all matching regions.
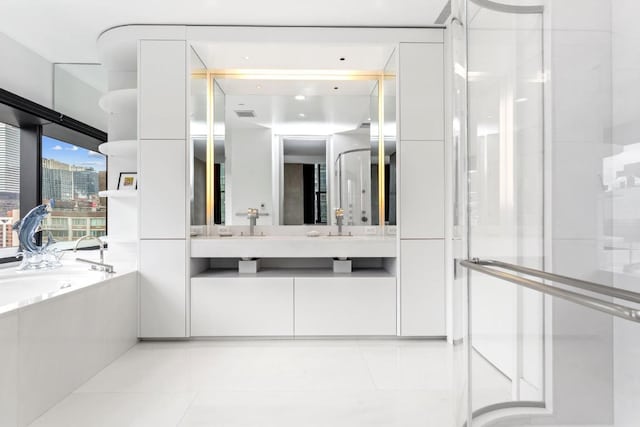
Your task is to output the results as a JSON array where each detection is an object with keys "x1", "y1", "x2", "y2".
[{"x1": 459, "y1": 258, "x2": 640, "y2": 324}]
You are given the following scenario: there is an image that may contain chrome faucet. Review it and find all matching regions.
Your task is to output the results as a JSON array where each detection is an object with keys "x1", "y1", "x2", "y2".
[
  {"x1": 247, "y1": 208, "x2": 259, "y2": 236},
  {"x1": 73, "y1": 235, "x2": 114, "y2": 273},
  {"x1": 335, "y1": 208, "x2": 344, "y2": 235}
]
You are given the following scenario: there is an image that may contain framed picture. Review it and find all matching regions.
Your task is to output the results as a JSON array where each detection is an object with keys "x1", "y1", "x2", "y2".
[{"x1": 117, "y1": 172, "x2": 138, "y2": 190}]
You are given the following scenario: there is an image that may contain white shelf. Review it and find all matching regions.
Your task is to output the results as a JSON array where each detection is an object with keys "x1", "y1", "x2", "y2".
[
  {"x1": 98, "y1": 190, "x2": 137, "y2": 198},
  {"x1": 193, "y1": 268, "x2": 395, "y2": 279},
  {"x1": 98, "y1": 88, "x2": 137, "y2": 114},
  {"x1": 99, "y1": 139, "x2": 137, "y2": 157}
]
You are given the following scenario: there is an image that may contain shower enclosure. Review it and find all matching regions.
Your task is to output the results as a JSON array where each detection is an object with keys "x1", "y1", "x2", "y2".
[
  {"x1": 452, "y1": 0, "x2": 640, "y2": 425},
  {"x1": 334, "y1": 148, "x2": 372, "y2": 226}
]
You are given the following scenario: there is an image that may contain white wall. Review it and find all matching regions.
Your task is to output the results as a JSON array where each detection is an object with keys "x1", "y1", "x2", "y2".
[
  {"x1": 53, "y1": 67, "x2": 107, "y2": 131},
  {"x1": 0, "y1": 32, "x2": 107, "y2": 131},
  {"x1": 227, "y1": 127, "x2": 274, "y2": 225},
  {"x1": 0, "y1": 32, "x2": 53, "y2": 108}
]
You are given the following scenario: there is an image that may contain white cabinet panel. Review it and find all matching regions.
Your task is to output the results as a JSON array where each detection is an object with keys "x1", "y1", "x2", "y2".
[
  {"x1": 295, "y1": 277, "x2": 396, "y2": 336},
  {"x1": 139, "y1": 139, "x2": 186, "y2": 239},
  {"x1": 140, "y1": 239, "x2": 187, "y2": 338},
  {"x1": 400, "y1": 140, "x2": 444, "y2": 239},
  {"x1": 400, "y1": 239, "x2": 445, "y2": 336},
  {"x1": 139, "y1": 40, "x2": 186, "y2": 140},
  {"x1": 191, "y1": 277, "x2": 294, "y2": 336},
  {"x1": 399, "y1": 43, "x2": 444, "y2": 141}
]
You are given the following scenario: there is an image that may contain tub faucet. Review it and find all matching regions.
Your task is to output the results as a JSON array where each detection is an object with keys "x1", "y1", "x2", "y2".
[
  {"x1": 335, "y1": 208, "x2": 344, "y2": 235},
  {"x1": 247, "y1": 208, "x2": 259, "y2": 236},
  {"x1": 73, "y1": 235, "x2": 114, "y2": 273}
]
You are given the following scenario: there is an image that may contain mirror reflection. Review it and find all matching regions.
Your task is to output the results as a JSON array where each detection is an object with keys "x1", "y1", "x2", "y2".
[{"x1": 191, "y1": 73, "x2": 396, "y2": 227}]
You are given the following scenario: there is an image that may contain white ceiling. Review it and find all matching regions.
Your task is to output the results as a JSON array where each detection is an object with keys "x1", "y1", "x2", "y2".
[
  {"x1": 0, "y1": 0, "x2": 448, "y2": 63},
  {"x1": 216, "y1": 79, "x2": 378, "y2": 97},
  {"x1": 191, "y1": 42, "x2": 396, "y2": 71}
]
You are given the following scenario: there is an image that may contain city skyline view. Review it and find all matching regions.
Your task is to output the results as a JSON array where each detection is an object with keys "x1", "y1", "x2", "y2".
[
  {"x1": 0, "y1": 127, "x2": 107, "y2": 250},
  {"x1": 42, "y1": 136, "x2": 106, "y2": 172}
]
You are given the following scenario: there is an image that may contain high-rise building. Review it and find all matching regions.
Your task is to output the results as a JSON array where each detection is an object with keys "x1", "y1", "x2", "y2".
[
  {"x1": 73, "y1": 169, "x2": 99, "y2": 199},
  {"x1": 41, "y1": 166, "x2": 74, "y2": 201},
  {"x1": 0, "y1": 123, "x2": 19, "y2": 194}
]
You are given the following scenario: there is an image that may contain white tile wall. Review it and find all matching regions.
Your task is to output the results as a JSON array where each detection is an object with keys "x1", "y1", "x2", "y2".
[{"x1": 0, "y1": 312, "x2": 18, "y2": 427}]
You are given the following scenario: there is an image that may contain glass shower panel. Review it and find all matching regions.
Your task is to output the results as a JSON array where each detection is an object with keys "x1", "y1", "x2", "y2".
[{"x1": 466, "y1": 0, "x2": 545, "y2": 418}]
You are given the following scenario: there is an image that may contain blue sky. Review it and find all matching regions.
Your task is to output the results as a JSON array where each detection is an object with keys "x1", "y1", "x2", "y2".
[{"x1": 42, "y1": 136, "x2": 106, "y2": 171}]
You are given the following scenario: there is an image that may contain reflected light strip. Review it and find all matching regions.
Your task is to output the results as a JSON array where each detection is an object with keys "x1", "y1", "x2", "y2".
[
  {"x1": 205, "y1": 72, "x2": 214, "y2": 226},
  {"x1": 193, "y1": 69, "x2": 395, "y2": 80},
  {"x1": 378, "y1": 75, "x2": 385, "y2": 228}
]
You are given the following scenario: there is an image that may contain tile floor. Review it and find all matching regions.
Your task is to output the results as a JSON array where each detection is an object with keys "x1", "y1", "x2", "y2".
[{"x1": 28, "y1": 339, "x2": 459, "y2": 427}]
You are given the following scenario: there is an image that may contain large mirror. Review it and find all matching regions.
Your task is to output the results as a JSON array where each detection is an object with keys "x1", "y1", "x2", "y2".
[{"x1": 191, "y1": 68, "x2": 396, "y2": 227}]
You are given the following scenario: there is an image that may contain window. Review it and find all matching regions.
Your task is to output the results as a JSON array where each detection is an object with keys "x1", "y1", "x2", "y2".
[
  {"x1": 0, "y1": 121, "x2": 20, "y2": 258},
  {"x1": 41, "y1": 136, "x2": 107, "y2": 243},
  {"x1": 0, "y1": 89, "x2": 107, "y2": 263}
]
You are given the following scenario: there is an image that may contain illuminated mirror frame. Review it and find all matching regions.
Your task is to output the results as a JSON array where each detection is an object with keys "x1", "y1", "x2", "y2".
[{"x1": 191, "y1": 69, "x2": 393, "y2": 228}]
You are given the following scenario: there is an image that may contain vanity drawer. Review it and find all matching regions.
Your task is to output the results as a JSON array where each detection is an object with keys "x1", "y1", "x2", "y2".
[
  {"x1": 294, "y1": 276, "x2": 396, "y2": 336},
  {"x1": 191, "y1": 277, "x2": 294, "y2": 336}
]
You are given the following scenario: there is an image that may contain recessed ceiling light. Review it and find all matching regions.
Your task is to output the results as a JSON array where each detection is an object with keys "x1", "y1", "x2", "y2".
[
  {"x1": 295, "y1": 95, "x2": 306, "y2": 101},
  {"x1": 298, "y1": 113, "x2": 305, "y2": 118},
  {"x1": 256, "y1": 85, "x2": 262, "y2": 89},
  {"x1": 339, "y1": 57, "x2": 346, "y2": 61},
  {"x1": 333, "y1": 86, "x2": 339, "y2": 90}
]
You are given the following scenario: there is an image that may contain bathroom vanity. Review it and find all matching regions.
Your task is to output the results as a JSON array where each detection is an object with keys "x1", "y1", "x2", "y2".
[
  {"x1": 190, "y1": 233, "x2": 397, "y2": 336},
  {"x1": 98, "y1": 24, "x2": 447, "y2": 341}
]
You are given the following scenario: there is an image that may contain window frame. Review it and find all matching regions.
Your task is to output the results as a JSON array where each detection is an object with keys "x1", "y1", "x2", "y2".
[{"x1": 0, "y1": 88, "x2": 107, "y2": 264}]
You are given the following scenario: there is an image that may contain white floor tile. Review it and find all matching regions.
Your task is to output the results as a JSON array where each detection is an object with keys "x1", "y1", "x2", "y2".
[
  {"x1": 32, "y1": 340, "x2": 459, "y2": 427},
  {"x1": 178, "y1": 390, "x2": 453, "y2": 427},
  {"x1": 29, "y1": 392, "x2": 196, "y2": 427},
  {"x1": 359, "y1": 340, "x2": 454, "y2": 391}
]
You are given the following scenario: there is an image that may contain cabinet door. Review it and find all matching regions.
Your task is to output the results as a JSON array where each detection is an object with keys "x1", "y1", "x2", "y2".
[
  {"x1": 139, "y1": 239, "x2": 187, "y2": 338},
  {"x1": 295, "y1": 277, "x2": 396, "y2": 336},
  {"x1": 399, "y1": 42, "x2": 444, "y2": 141},
  {"x1": 139, "y1": 139, "x2": 186, "y2": 239},
  {"x1": 139, "y1": 40, "x2": 186, "y2": 140},
  {"x1": 191, "y1": 277, "x2": 294, "y2": 336},
  {"x1": 400, "y1": 140, "x2": 444, "y2": 239},
  {"x1": 400, "y1": 239, "x2": 445, "y2": 336}
]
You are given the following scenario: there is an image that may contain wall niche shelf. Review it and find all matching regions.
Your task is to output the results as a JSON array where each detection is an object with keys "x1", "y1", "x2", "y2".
[
  {"x1": 98, "y1": 139, "x2": 137, "y2": 157},
  {"x1": 98, "y1": 88, "x2": 137, "y2": 114},
  {"x1": 98, "y1": 190, "x2": 137, "y2": 198}
]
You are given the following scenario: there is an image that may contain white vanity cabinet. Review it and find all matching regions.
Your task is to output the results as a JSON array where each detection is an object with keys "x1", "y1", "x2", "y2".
[
  {"x1": 294, "y1": 273, "x2": 396, "y2": 336},
  {"x1": 190, "y1": 268, "x2": 396, "y2": 337},
  {"x1": 191, "y1": 273, "x2": 294, "y2": 336}
]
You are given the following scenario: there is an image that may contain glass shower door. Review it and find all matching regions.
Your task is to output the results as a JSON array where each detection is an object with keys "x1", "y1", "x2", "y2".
[{"x1": 465, "y1": 0, "x2": 545, "y2": 421}]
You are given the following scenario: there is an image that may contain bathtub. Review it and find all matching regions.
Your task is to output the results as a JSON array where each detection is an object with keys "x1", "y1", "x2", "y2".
[
  {"x1": 0, "y1": 256, "x2": 138, "y2": 427},
  {"x1": 0, "y1": 265, "x2": 112, "y2": 314}
]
